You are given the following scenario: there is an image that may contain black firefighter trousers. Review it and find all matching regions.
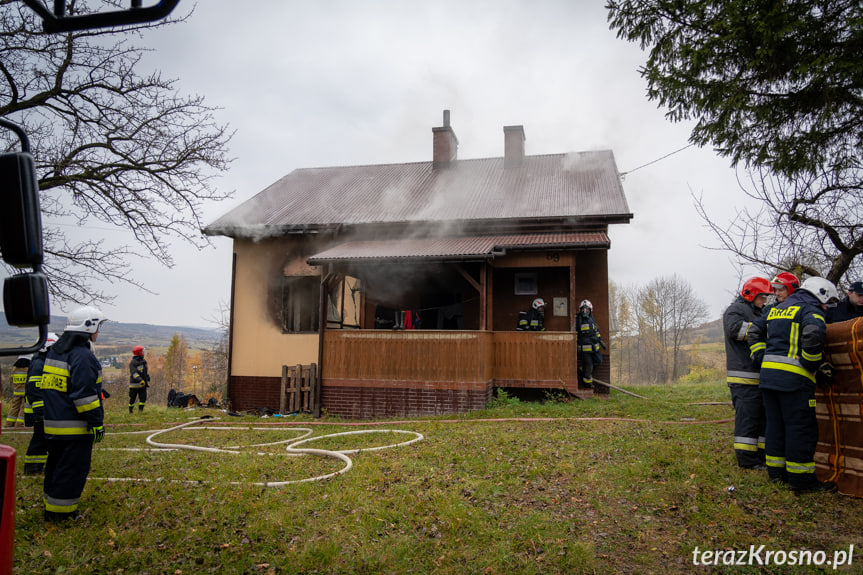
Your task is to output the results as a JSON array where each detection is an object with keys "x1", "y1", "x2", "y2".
[
  {"x1": 762, "y1": 387, "x2": 819, "y2": 488},
  {"x1": 44, "y1": 436, "x2": 94, "y2": 521},
  {"x1": 729, "y1": 383, "x2": 766, "y2": 468}
]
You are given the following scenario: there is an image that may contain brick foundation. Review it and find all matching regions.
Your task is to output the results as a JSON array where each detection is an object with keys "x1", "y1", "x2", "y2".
[
  {"x1": 322, "y1": 380, "x2": 492, "y2": 418},
  {"x1": 228, "y1": 376, "x2": 282, "y2": 413},
  {"x1": 228, "y1": 360, "x2": 609, "y2": 417}
]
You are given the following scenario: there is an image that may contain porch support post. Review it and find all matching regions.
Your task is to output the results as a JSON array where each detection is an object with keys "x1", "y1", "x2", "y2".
[
  {"x1": 316, "y1": 267, "x2": 334, "y2": 419},
  {"x1": 485, "y1": 263, "x2": 493, "y2": 331},
  {"x1": 456, "y1": 264, "x2": 480, "y2": 293},
  {"x1": 569, "y1": 259, "x2": 577, "y2": 332},
  {"x1": 479, "y1": 264, "x2": 487, "y2": 330}
]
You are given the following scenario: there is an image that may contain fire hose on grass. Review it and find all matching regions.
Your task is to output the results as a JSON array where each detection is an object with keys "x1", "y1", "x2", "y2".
[{"x1": 90, "y1": 418, "x2": 425, "y2": 487}]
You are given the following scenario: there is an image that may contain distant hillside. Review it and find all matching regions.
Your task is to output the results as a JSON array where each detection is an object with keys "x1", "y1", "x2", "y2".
[
  {"x1": 687, "y1": 318, "x2": 723, "y2": 344},
  {"x1": 0, "y1": 312, "x2": 220, "y2": 350}
]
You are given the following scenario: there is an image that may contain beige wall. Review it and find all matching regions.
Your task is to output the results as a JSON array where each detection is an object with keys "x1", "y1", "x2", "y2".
[{"x1": 230, "y1": 237, "x2": 322, "y2": 377}]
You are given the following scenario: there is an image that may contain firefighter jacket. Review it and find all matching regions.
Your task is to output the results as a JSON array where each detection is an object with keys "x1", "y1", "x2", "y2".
[
  {"x1": 518, "y1": 309, "x2": 545, "y2": 331},
  {"x1": 576, "y1": 313, "x2": 603, "y2": 353},
  {"x1": 748, "y1": 290, "x2": 827, "y2": 392},
  {"x1": 42, "y1": 334, "x2": 104, "y2": 439},
  {"x1": 11, "y1": 357, "x2": 29, "y2": 396},
  {"x1": 129, "y1": 355, "x2": 150, "y2": 388},
  {"x1": 722, "y1": 296, "x2": 763, "y2": 385},
  {"x1": 24, "y1": 350, "x2": 49, "y2": 426},
  {"x1": 826, "y1": 296, "x2": 863, "y2": 323}
]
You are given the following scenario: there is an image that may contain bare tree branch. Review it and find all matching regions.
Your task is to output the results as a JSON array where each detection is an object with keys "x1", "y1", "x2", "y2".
[{"x1": 0, "y1": 0, "x2": 233, "y2": 306}]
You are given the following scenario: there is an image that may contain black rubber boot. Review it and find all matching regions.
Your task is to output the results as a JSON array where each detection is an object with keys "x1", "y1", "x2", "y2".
[
  {"x1": 23, "y1": 463, "x2": 44, "y2": 475},
  {"x1": 792, "y1": 481, "x2": 838, "y2": 495}
]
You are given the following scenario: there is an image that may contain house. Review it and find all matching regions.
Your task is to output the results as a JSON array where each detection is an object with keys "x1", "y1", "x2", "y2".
[{"x1": 204, "y1": 111, "x2": 632, "y2": 418}]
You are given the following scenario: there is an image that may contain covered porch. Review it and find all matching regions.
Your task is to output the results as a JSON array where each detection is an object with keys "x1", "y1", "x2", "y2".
[
  {"x1": 310, "y1": 232, "x2": 611, "y2": 417},
  {"x1": 320, "y1": 330, "x2": 599, "y2": 419}
]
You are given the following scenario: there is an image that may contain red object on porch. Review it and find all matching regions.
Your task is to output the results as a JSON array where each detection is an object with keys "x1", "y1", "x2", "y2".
[{"x1": 0, "y1": 444, "x2": 15, "y2": 575}]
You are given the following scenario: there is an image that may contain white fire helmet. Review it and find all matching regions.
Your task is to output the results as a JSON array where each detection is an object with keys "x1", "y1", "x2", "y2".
[
  {"x1": 65, "y1": 306, "x2": 107, "y2": 334},
  {"x1": 532, "y1": 298, "x2": 546, "y2": 310},
  {"x1": 799, "y1": 277, "x2": 840, "y2": 306},
  {"x1": 579, "y1": 299, "x2": 593, "y2": 312},
  {"x1": 40, "y1": 332, "x2": 59, "y2": 353}
]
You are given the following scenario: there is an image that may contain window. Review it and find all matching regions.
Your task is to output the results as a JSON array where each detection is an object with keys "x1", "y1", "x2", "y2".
[
  {"x1": 514, "y1": 272, "x2": 537, "y2": 295},
  {"x1": 282, "y1": 276, "x2": 320, "y2": 333}
]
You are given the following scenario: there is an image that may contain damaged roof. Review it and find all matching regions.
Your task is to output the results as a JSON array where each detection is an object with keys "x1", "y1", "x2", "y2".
[
  {"x1": 204, "y1": 151, "x2": 632, "y2": 239},
  {"x1": 307, "y1": 232, "x2": 610, "y2": 264}
]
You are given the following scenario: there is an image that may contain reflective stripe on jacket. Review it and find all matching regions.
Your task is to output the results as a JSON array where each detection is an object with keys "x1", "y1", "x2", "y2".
[
  {"x1": 129, "y1": 355, "x2": 149, "y2": 388},
  {"x1": 576, "y1": 313, "x2": 602, "y2": 352},
  {"x1": 43, "y1": 339, "x2": 103, "y2": 439},
  {"x1": 24, "y1": 351, "x2": 48, "y2": 425},
  {"x1": 723, "y1": 296, "x2": 763, "y2": 385},
  {"x1": 748, "y1": 290, "x2": 826, "y2": 392}
]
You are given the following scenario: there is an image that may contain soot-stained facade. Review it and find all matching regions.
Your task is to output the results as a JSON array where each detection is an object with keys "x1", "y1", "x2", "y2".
[{"x1": 204, "y1": 111, "x2": 633, "y2": 418}]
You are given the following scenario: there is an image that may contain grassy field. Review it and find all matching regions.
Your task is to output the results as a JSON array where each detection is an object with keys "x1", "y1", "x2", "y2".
[{"x1": 3, "y1": 381, "x2": 863, "y2": 574}]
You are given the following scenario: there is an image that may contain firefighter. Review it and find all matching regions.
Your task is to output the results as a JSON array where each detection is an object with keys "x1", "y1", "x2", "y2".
[
  {"x1": 42, "y1": 306, "x2": 107, "y2": 521},
  {"x1": 826, "y1": 281, "x2": 863, "y2": 323},
  {"x1": 749, "y1": 276, "x2": 839, "y2": 493},
  {"x1": 576, "y1": 299, "x2": 606, "y2": 390},
  {"x1": 722, "y1": 277, "x2": 773, "y2": 469},
  {"x1": 128, "y1": 345, "x2": 150, "y2": 413},
  {"x1": 5, "y1": 354, "x2": 31, "y2": 427},
  {"x1": 23, "y1": 333, "x2": 59, "y2": 474},
  {"x1": 518, "y1": 298, "x2": 547, "y2": 331},
  {"x1": 770, "y1": 272, "x2": 800, "y2": 305}
]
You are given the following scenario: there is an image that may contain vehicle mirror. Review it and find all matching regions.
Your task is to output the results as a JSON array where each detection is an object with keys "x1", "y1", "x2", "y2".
[
  {"x1": 3, "y1": 272, "x2": 49, "y2": 327},
  {"x1": 0, "y1": 152, "x2": 43, "y2": 268}
]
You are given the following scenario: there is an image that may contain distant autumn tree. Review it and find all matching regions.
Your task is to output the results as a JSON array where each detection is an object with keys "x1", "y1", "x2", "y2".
[
  {"x1": 608, "y1": 1, "x2": 863, "y2": 285},
  {"x1": 164, "y1": 333, "x2": 187, "y2": 391},
  {"x1": 637, "y1": 275, "x2": 709, "y2": 382},
  {"x1": 0, "y1": 0, "x2": 232, "y2": 305}
]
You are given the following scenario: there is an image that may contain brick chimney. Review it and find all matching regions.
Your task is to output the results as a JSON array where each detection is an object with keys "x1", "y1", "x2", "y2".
[
  {"x1": 504, "y1": 125, "x2": 525, "y2": 168},
  {"x1": 432, "y1": 109, "x2": 458, "y2": 168}
]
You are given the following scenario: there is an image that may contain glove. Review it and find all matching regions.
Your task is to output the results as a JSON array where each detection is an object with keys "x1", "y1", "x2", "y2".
[
  {"x1": 91, "y1": 425, "x2": 105, "y2": 443},
  {"x1": 599, "y1": 340, "x2": 607, "y2": 350},
  {"x1": 101, "y1": 389, "x2": 111, "y2": 399},
  {"x1": 816, "y1": 362, "x2": 834, "y2": 388}
]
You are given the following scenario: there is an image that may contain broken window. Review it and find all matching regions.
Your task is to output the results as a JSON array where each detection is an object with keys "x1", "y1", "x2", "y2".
[
  {"x1": 327, "y1": 275, "x2": 362, "y2": 329},
  {"x1": 282, "y1": 276, "x2": 320, "y2": 333}
]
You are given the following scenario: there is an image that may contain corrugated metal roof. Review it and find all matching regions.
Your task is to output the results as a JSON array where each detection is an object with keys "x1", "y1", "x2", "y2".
[
  {"x1": 205, "y1": 151, "x2": 631, "y2": 238},
  {"x1": 307, "y1": 232, "x2": 610, "y2": 263}
]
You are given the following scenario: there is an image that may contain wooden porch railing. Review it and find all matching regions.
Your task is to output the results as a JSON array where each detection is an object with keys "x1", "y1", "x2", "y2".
[
  {"x1": 492, "y1": 332, "x2": 577, "y2": 386},
  {"x1": 324, "y1": 331, "x2": 494, "y2": 382},
  {"x1": 323, "y1": 330, "x2": 578, "y2": 386}
]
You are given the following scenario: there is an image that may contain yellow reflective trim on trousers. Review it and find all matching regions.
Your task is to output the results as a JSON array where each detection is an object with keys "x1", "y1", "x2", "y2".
[
  {"x1": 12, "y1": 390, "x2": 25, "y2": 396},
  {"x1": 762, "y1": 361, "x2": 816, "y2": 383},
  {"x1": 787, "y1": 461, "x2": 815, "y2": 474},
  {"x1": 44, "y1": 496, "x2": 79, "y2": 513},
  {"x1": 734, "y1": 443, "x2": 759, "y2": 452},
  {"x1": 766, "y1": 455, "x2": 786, "y2": 468},
  {"x1": 727, "y1": 377, "x2": 759, "y2": 385}
]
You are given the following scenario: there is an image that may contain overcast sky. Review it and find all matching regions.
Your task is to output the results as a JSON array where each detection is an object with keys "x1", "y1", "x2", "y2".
[{"x1": 16, "y1": 0, "x2": 766, "y2": 329}]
